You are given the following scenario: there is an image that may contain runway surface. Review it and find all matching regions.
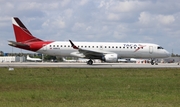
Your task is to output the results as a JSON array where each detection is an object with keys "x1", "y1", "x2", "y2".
[{"x1": 0, "y1": 62, "x2": 180, "y2": 68}]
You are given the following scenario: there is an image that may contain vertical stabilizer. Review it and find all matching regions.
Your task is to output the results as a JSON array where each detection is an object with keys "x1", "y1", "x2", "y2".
[{"x1": 12, "y1": 17, "x2": 42, "y2": 43}]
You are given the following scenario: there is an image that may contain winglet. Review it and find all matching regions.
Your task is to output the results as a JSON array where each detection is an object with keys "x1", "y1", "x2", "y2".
[{"x1": 69, "y1": 40, "x2": 79, "y2": 49}]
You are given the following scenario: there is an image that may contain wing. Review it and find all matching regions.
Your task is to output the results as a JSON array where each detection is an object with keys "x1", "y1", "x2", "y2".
[{"x1": 69, "y1": 40, "x2": 114, "y2": 59}]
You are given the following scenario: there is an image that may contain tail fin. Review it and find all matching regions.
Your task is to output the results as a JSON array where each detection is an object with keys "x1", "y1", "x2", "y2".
[{"x1": 12, "y1": 17, "x2": 43, "y2": 43}]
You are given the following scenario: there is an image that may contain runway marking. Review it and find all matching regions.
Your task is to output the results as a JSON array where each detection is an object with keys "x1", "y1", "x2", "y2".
[{"x1": 0, "y1": 62, "x2": 180, "y2": 68}]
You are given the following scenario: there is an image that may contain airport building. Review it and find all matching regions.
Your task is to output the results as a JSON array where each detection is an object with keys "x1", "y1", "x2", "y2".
[
  {"x1": 0, "y1": 51, "x2": 4, "y2": 56},
  {"x1": 0, "y1": 56, "x2": 26, "y2": 63},
  {"x1": 0, "y1": 52, "x2": 43, "y2": 62}
]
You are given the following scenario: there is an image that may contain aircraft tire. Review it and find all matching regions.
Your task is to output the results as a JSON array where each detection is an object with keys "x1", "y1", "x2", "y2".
[
  {"x1": 151, "y1": 60, "x2": 154, "y2": 65},
  {"x1": 87, "y1": 60, "x2": 93, "y2": 65}
]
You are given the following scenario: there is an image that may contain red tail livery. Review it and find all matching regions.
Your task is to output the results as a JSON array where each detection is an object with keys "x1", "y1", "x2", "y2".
[{"x1": 9, "y1": 17, "x2": 53, "y2": 51}]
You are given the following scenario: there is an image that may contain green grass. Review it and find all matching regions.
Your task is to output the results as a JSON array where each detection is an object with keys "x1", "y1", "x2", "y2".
[{"x1": 0, "y1": 68, "x2": 179, "y2": 107}]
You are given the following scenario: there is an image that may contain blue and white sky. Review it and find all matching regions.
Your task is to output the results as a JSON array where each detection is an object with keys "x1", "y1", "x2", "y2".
[{"x1": 0, "y1": 0, "x2": 180, "y2": 54}]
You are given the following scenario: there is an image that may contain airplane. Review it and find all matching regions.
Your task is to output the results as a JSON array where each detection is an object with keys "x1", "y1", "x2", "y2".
[
  {"x1": 62, "y1": 57, "x2": 77, "y2": 62},
  {"x1": 26, "y1": 55, "x2": 42, "y2": 62},
  {"x1": 117, "y1": 58, "x2": 128, "y2": 62},
  {"x1": 117, "y1": 58, "x2": 150, "y2": 63},
  {"x1": 8, "y1": 17, "x2": 170, "y2": 65},
  {"x1": 77, "y1": 58, "x2": 93, "y2": 63}
]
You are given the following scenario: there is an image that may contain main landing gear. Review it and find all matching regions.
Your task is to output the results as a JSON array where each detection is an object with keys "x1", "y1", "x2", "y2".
[
  {"x1": 87, "y1": 59, "x2": 93, "y2": 65},
  {"x1": 151, "y1": 59, "x2": 158, "y2": 65}
]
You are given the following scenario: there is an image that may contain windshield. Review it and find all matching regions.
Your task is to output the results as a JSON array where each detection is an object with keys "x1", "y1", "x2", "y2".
[{"x1": 157, "y1": 46, "x2": 164, "y2": 49}]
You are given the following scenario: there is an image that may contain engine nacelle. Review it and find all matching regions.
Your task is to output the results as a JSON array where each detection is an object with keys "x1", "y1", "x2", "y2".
[{"x1": 102, "y1": 53, "x2": 118, "y2": 62}]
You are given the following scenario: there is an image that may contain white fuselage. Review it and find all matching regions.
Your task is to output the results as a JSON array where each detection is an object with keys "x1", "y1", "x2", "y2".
[{"x1": 37, "y1": 41, "x2": 170, "y2": 59}]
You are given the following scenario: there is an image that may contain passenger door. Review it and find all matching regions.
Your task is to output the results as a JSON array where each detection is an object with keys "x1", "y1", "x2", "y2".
[{"x1": 149, "y1": 46, "x2": 153, "y2": 54}]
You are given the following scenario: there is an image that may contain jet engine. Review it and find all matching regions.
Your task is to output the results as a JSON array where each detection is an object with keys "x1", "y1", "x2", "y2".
[{"x1": 102, "y1": 53, "x2": 118, "y2": 62}]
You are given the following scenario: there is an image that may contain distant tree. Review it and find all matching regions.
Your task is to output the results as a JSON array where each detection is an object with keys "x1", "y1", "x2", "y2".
[
  {"x1": 175, "y1": 54, "x2": 180, "y2": 57},
  {"x1": 32, "y1": 54, "x2": 42, "y2": 58},
  {"x1": 171, "y1": 53, "x2": 180, "y2": 57},
  {"x1": 44, "y1": 55, "x2": 57, "y2": 61}
]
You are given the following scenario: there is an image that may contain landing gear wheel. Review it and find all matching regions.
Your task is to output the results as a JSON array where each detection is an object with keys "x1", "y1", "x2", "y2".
[
  {"x1": 151, "y1": 60, "x2": 154, "y2": 65},
  {"x1": 87, "y1": 59, "x2": 93, "y2": 65},
  {"x1": 155, "y1": 62, "x2": 158, "y2": 65},
  {"x1": 151, "y1": 59, "x2": 158, "y2": 65}
]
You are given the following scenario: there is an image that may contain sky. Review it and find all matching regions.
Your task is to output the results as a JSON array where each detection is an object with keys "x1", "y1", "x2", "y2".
[{"x1": 0, "y1": 0, "x2": 180, "y2": 54}]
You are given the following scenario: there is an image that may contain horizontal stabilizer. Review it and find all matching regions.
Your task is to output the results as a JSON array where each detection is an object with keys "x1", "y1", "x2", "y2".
[{"x1": 8, "y1": 41, "x2": 29, "y2": 48}]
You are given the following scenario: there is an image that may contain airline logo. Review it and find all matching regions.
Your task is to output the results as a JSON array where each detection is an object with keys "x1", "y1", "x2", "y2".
[
  {"x1": 122, "y1": 43, "x2": 146, "y2": 52},
  {"x1": 134, "y1": 44, "x2": 146, "y2": 52},
  {"x1": 123, "y1": 44, "x2": 138, "y2": 47}
]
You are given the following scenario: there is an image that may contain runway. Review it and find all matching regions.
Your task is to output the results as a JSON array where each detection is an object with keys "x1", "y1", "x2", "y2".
[{"x1": 0, "y1": 62, "x2": 180, "y2": 68}]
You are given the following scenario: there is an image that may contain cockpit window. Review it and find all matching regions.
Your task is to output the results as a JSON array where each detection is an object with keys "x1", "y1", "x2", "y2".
[{"x1": 157, "y1": 46, "x2": 164, "y2": 49}]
